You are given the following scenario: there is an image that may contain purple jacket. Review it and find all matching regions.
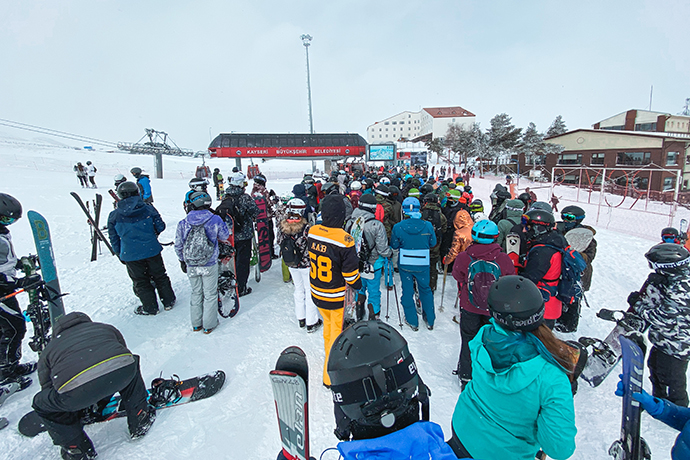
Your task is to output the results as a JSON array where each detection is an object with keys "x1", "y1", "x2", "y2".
[
  {"x1": 175, "y1": 210, "x2": 230, "y2": 267},
  {"x1": 452, "y1": 242, "x2": 515, "y2": 316}
]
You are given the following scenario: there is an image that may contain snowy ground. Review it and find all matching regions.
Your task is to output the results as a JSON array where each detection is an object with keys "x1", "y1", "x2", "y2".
[{"x1": 0, "y1": 143, "x2": 685, "y2": 459}]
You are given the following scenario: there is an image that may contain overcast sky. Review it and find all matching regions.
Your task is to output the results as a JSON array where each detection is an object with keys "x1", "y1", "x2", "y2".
[{"x1": 1, "y1": 0, "x2": 688, "y2": 150}]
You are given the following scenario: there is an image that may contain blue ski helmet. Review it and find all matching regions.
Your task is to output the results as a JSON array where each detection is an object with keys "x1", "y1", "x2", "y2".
[
  {"x1": 402, "y1": 197, "x2": 420, "y2": 216},
  {"x1": 471, "y1": 219, "x2": 499, "y2": 244}
]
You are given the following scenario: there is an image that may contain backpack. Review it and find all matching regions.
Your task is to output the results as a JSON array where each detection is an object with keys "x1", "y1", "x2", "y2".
[
  {"x1": 529, "y1": 244, "x2": 587, "y2": 304},
  {"x1": 280, "y1": 234, "x2": 303, "y2": 268},
  {"x1": 347, "y1": 215, "x2": 375, "y2": 277},
  {"x1": 183, "y1": 223, "x2": 215, "y2": 266},
  {"x1": 422, "y1": 207, "x2": 443, "y2": 246},
  {"x1": 467, "y1": 256, "x2": 502, "y2": 309},
  {"x1": 222, "y1": 196, "x2": 245, "y2": 230}
]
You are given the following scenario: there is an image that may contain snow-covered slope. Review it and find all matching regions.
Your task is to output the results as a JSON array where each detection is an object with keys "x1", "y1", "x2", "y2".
[{"x1": 0, "y1": 145, "x2": 684, "y2": 459}]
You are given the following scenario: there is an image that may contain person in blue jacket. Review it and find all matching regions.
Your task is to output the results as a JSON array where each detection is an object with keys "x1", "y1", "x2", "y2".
[
  {"x1": 615, "y1": 374, "x2": 690, "y2": 459},
  {"x1": 448, "y1": 275, "x2": 577, "y2": 460},
  {"x1": 108, "y1": 181, "x2": 175, "y2": 315},
  {"x1": 130, "y1": 167, "x2": 153, "y2": 204},
  {"x1": 390, "y1": 197, "x2": 436, "y2": 331},
  {"x1": 327, "y1": 320, "x2": 458, "y2": 460}
]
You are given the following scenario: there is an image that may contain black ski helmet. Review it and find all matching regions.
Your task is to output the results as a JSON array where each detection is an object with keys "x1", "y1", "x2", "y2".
[
  {"x1": 189, "y1": 178, "x2": 208, "y2": 192},
  {"x1": 327, "y1": 321, "x2": 426, "y2": 440},
  {"x1": 561, "y1": 205, "x2": 585, "y2": 222},
  {"x1": 187, "y1": 191, "x2": 212, "y2": 210},
  {"x1": 389, "y1": 185, "x2": 400, "y2": 197},
  {"x1": 0, "y1": 193, "x2": 22, "y2": 225},
  {"x1": 253, "y1": 174, "x2": 267, "y2": 185},
  {"x1": 422, "y1": 193, "x2": 438, "y2": 204},
  {"x1": 487, "y1": 275, "x2": 545, "y2": 332},
  {"x1": 322, "y1": 181, "x2": 339, "y2": 195},
  {"x1": 661, "y1": 227, "x2": 681, "y2": 244},
  {"x1": 130, "y1": 167, "x2": 142, "y2": 178},
  {"x1": 359, "y1": 194, "x2": 377, "y2": 214},
  {"x1": 645, "y1": 243, "x2": 690, "y2": 272},
  {"x1": 374, "y1": 184, "x2": 390, "y2": 197},
  {"x1": 524, "y1": 209, "x2": 555, "y2": 236},
  {"x1": 117, "y1": 181, "x2": 140, "y2": 199},
  {"x1": 528, "y1": 201, "x2": 553, "y2": 213},
  {"x1": 419, "y1": 184, "x2": 433, "y2": 196},
  {"x1": 517, "y1": 192, "x2": 533, "y2": 208}
]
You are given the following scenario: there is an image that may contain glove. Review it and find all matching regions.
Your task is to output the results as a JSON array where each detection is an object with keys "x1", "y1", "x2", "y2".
[
  {"x1": 15, "y1": 274, "x2": 41, "y2": 288},
  {"x1": 180, "y1": 261, "x2": 187, "y2": 273},
  {"x1": 615, "y1": 374, "x2": 663, "y2": 416},
  {"x1": 627, "y1": 291, "x2": 641, "y2": 307}
]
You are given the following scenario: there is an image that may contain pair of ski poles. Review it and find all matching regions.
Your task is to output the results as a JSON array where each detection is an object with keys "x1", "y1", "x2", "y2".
[
  {"x1": 384, "y1": 258, "x2": 403, "y2": 329},
  {"x1": 439, "y1": 262, "x2": 460, "y2": 313}
]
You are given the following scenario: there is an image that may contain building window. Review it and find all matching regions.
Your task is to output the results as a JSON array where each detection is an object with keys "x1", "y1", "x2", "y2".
[
  {"x1": 558, "y1": 153, "x2": 582, "y2": 165},
  {"x1": 664, "y1": 177, "x2": 676, "y2": 191},
  {"x1": 602, "y1": 125, "x2": 625, "y2": 131},
  {"x1": 392, "y1": 122, "x2": 397, "y2": 125},
  {"x1": 617, "y1": 152, "x2": 651, "y2": 166},
  {"x1": 385, "y1": 122, "x2": 389, "y2": 125},
  {"x1": 591, "y1": 153, "x2": 605, "y2": 165},
  {"x1": 635, "y1": 123, "x2": 656, "y2": 132},
  {"x1": 667, "y1": 152, "x2": 679, "y2": 166}
]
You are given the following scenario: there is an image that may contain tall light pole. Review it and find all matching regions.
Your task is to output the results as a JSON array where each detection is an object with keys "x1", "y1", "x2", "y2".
[{"x1": 301, "y1": 34, "x2": 317, "y2": 173}]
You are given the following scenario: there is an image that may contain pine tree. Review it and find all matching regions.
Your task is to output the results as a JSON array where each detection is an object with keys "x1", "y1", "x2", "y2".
[
  {"x1": 518, "y1": 122, "x2": 545, "y2": 164},
  {"x1": 681, "y1": 98, "x2": 690, "y2": 116},
  {"x1": 486, "y1": 113, "x2": 522, "y2": 159},
  {"x1": 425, "y1": 137, "x2": 445, "y2": 164},
  {"x1": 546, "y1": 115, "x2": 567, "y2": 138}
]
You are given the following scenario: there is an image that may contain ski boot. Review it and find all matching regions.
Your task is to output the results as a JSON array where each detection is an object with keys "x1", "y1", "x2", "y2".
[{"x1": 60, "y1": 433, "x2": 96, "y2": 460}]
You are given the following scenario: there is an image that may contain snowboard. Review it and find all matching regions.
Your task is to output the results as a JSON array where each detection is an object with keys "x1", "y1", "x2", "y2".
[
  {"x1": 608, "y1": 334, "x2": 651, "y2": 460},
  {"x1": 565, "y1": 227, "x2": 594, "y2": 253},
  {"x1": 253, "y1": 195, "x2": 272, "y2": 273},
  {"x1": 70, "y1": 192, "x2": 116, "y2": 256},
  {"x1": 218, "y1": 215, "x2": 240, "y2": 318},
  {"x1": 18, "y1": 370, "x2": 226, "y2": 438},
  {"x1": 19, "y1": 255, "x2": 53, "y2": 353},
  {"x1": 505, "y1": 232, "x2": 522, "y2": 270},
  {"x1": 27, "y1": 211, "x2": 66, "y2": 333},
  {"x1": 270, "y1": 346, "x2": 309, "y2": 460},
  {"x1": 578, "y1": 309, "x2": 647, "y2": 387}
]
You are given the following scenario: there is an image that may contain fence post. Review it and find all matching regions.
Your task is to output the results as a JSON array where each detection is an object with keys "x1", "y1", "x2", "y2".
[{"x1": 596, "y1": 167, "x2": 606, "y2": 225}]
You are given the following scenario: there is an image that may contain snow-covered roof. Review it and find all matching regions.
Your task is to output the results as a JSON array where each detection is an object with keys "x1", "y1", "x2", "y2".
[{"x1": 545, "y1": 128, "x2": 690, "y2": 141}]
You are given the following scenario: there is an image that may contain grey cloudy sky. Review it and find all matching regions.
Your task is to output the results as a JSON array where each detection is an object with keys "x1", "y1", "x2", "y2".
[{"x1": 1, "y1": 0, "x2": 688, "y2": 150}]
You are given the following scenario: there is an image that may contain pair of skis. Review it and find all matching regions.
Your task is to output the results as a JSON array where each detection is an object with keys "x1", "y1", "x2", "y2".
[{"x1": 70, "y1": 192, "x2": 116, "y2": 260}]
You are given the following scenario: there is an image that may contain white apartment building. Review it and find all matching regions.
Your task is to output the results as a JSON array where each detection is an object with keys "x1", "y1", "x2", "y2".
[{"x1": 366, "y1": 106, "x2": 476, "y2": 144}]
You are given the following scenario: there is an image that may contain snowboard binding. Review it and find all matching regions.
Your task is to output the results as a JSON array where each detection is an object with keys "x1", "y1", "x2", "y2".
[{"x1": 149, "y1": 375, "x2": 182, "y2": 408}]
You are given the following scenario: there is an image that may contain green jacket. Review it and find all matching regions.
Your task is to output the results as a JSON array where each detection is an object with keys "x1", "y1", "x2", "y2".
[{"x1": 452, "y1": 322, "x2": 576, "y2": 460}]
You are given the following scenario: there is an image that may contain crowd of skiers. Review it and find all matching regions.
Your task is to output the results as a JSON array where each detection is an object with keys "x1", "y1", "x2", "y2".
[{"x1": 4, "y1": 160, "x2": 690, "y2": 459}]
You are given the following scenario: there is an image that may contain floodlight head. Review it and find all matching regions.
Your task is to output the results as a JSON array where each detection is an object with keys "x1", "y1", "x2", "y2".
[{"x1": 301, "y1": 34, "x2": 312, "y2": 46}]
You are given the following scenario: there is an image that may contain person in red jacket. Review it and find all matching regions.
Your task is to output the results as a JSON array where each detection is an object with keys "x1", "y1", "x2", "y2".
[
  {"x1": 451, "y1": 220, "x2": 514, "y2": 389},
  {"x1": 522, "y1": 209, "x2": 567, "y2": 329}
]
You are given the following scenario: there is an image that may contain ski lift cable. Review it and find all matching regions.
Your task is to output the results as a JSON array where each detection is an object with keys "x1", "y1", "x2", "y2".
[{"x1": 0, "y1": 118, "x2": 118, "y2": 147}]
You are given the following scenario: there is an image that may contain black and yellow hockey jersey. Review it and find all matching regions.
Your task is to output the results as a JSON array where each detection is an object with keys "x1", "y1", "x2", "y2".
[{"x1": 307, "y1": 224, "x2": 362, "y2": 310}]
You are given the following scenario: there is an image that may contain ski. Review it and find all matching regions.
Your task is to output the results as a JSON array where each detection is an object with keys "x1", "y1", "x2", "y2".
[
  {"x1": 254, "y1": 195, "x2": 272, "y2": 273},
  {"x1": 18, "y1": 370, "x2": 226, "y2": 438},
  {"x1": 70, "y1": 192, "x2": 116, "y2": 256},
  {"x1": 90, "y1": 194, "x2": 103, "y2": 261},
  {"x1": 27, "y1": 211, "x2": 65, "y2": 331},
  {"x1": 505, "y1": 232, "x2": 522, "y2": 270},
  {"x1": 270, "y1": 346, "x2": 309, "y2": 460},
  {"x1": 250, "y1": 232, "x2": 261, "y2": 282},
  {"x1": 609, "y1": 334, "x2": 651, "y2": 460}
]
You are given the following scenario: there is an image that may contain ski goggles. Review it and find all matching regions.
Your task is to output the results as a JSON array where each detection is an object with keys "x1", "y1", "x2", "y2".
[
  {"x1": 0, "y1": 216, "x2": 17, "y2": 225},
  {"x1": 561, "y1": 212, "x2": 583, "y2": 222},
  {"x1": 662, "y1": 234, "x2": 680, "y2": 244}
]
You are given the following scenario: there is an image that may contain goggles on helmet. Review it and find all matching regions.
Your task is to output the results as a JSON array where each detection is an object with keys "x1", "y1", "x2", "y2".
[
  {"x1": 0, "y1": 216, "x2": 17, "y2": 225},
  {"x1": 561, "y1": 212, "x2": 579, "y2": 222}
]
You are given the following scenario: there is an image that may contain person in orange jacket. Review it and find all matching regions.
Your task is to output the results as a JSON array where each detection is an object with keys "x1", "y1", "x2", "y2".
[{"x1": 441, "y1": 190, "x2": 473, "y2": 267}]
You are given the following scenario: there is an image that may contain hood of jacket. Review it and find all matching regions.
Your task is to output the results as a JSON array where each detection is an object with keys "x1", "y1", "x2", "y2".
[
  {"x1": 321, "y1": 194, "x2": 345, "y2": 228},
  {"x1": 116, "y1": 195, "x2": 149, "y2": 216},
  {"x1": 399, "y1": 216, "x2": 427, "y2": 235},
  {"x1": 279, "y1": 216, "x2": 307, "y2": 235},
  {"x1": 292, "y1": 183, "x2": 306, "y2": 197},
  {"x1": 185, "y1": 209, "x2": 214, "y2": 226},
  {"x1": 54, "y1": 311, "x2": 92, "y2": 336},
  {"x1": 466, "y1": 242, "x2": 504, "y2": 261},
  {"x1": 504, "y1": 199, "x2": 525, "y2": 221}
]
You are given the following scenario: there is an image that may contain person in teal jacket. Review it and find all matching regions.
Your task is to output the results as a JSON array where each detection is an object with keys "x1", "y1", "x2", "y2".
[{"x1": 448, "y1": 275, "x2": 577, "y2": 460}]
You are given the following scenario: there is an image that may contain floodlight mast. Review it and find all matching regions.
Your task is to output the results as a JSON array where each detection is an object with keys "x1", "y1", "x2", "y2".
[{"x1": 301, "y1": 34, "x2": 317, "y2": 172}]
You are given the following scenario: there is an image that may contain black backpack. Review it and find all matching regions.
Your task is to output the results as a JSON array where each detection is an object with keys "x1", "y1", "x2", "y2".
[
  {"x1": 280, "y1": 235, "x2": 303, "y2": 268},
  {"x1": 222, "y1": 195, "x2": 245, "y2": 230},
  {"x1": 422, "y1": 207, "x2": 443, "y2": 246}
]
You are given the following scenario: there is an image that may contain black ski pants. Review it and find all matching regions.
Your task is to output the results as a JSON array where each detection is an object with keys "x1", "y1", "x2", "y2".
[
  {"x1": 648, "y1": 346, "x2": 689, "y2": 407},
  {"x1": 0, "y1": 288, "x2": 26, "y2": 374},
  {"x1": 555, "y1": 299, "x2": 581, "y2": 333},
  {"x1": 235, "y1": 238, "x2": 252, "y2": 291},
  {"x1": 456, "y1": 309, "x2": 491, "y2": 383},
  {"x1": 125, "y1": 253, "x2": 175, "y2": 313},
  {"x1": 32, "y1": 358, "x2": 148, "y2": 446}
]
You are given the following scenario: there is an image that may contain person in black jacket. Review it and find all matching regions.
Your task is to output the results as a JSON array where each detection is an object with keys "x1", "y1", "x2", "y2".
[{"x1": 32, "y1": 312, "x2": 154, "y2": 460}]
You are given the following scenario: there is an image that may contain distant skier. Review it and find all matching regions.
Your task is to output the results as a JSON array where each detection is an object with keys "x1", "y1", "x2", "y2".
[
  {"x1": 0, "y1": 193, "x2": 39, "y2": 388},
  {"x1": 73, "y1": 163, "x2": 88, "y2": 188},
  {"x1": 130, "y1": 167, "x2": 153, "y2": 204},
  {"x1": 175, "y1": 191, "x2": 230, "y2": 334},
  {"x1": 448, "y1": 275, "x2": 577, "y2": 460},
  {"x1": 107, "y1": 181, "x2": 176, "y2": 315},
  {"x1": 85, "y1": 161, "x2": 97, "y2": 188},
  {"x1": 32, "y1": 312, "x2": 155, "y2": 460},
  {"x1": 629, "y1": 243, "x2": 690, "y2": 407},
  {"x1": 212, "y1": 168, "x2": 223, "y2": 200}
]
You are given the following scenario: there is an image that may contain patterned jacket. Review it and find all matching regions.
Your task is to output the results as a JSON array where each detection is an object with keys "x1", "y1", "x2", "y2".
[
  {"x1": 216, "y1": 185, "x2": 259, "y2": 241},
  {"x1": 277, "y1": 216, "x2": 310, "y2": 270}
]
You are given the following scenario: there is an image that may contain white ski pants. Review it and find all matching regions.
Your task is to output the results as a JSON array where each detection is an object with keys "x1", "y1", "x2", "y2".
[
  {"x1": 288, "y1": 267, "x2": 320, "y2": 326},
  {"x1": 187, "y1": 263, "x2": 219, "y2": 330}
]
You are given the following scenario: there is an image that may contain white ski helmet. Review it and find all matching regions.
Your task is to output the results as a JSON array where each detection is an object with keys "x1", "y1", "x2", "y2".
[
  {"x1": 350, "y1": 180, "x2": 362, "y2": 191},
  {"x1": 229, "y1": 172, "x2": 246, "y2": 187},
  {"x1": 286, "y1": 198, "x2": 307, "y2": 217}
]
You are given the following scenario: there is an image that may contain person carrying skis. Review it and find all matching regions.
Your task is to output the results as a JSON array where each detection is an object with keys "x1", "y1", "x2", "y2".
[
  {"x1": 107, "y1": 181, "x2": 176, "y2": 315},
  {"x1": 130, "y1": 167, "x2": 153, "y2": 204},
  {"x1": 555, "y1": 205, "x2": 597, "y2": 332},
  {"x1": 277, "y1": 198, "x2": 322, "y2": 332},
  {"x1": 73, "y1": 163, "x2": 88, "y2": 188},
  {"x1": 521, "y1": 208, "x2": 567, "y2": 329},
  {"x1": 175, "y1": 191, "x2": 230, "y2": 334},
  {"x1": 307, "y1": 194, "x2": 361, "y2": 387},
  {"x1": 345, "y1": 194, "x2": 392, "y2": 321},
  {"x1": 212, "y1": 168, "x2": 223, "y2": 200},
  {"x1": 448, "y1": 275, "x2": 577, "y2": 460},
  {"x1": 216, "y1": 172, "x2": 259, "y2": 297},
  {"x1": 451, "y1": 220, "x2": 515, "y2": 390},
  {"x1": 629, "y1": 243, "x2": 690, "y2": 407},
  {"x1": 32, "y1": 312, "x2": 155, "y2": 460},
  {"x1": 391, "y1": 198, "x2": 436, "y2": 331},
  {"x1": 85, "y1": 161, "x2": 97, "y2": 188},
  {"x1": 441, "y1": 190, "x2": 473, "y2": 269},
  {"x1": 0, "y1": 193, "x2": 39, "y2": 388},
  {"x1": 324, "y1": 321, "x2": 455, "y2": 459},
  {"x1": 421, "y1": 193, "x2": 446, "y2": 292}
]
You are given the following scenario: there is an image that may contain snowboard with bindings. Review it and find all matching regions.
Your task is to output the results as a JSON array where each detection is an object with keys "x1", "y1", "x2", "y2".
[
  {"x1": 270, "y1": 346, "x2": 310, "y2": 460},
  {"x1": 218, "y1": 218, "x2": 240, "y2": 318},
  {"x1": 70, "y1": 192, "x2": 116, "y2": 256},
  {"x1": 609, "y1": 334, "x2": 651, "y2": 460},
  {"x1": 564, "y1": 227, "x2": 594, "y2": 253},
  {"x1": 18, "y1": 370, "x2": 226, "y2": 438},
  {"x1": 19, "y1": 255, "x2": 54, "y2": 353},
  {"x1": 253, "y1": 195, "x2": 272, "y2": 273},
  {"x1": 250, "y1": 232, "x2": 262, "y2": 282},
  {"x1": 27, "y1": 211, "x2": 66, "y2": 332},
  {"x1": 505, "y1": 232, "x2": 522, "y2": 270},
  {"x1": 578, "y1": 308, "x2": 647, "y2": 387}
]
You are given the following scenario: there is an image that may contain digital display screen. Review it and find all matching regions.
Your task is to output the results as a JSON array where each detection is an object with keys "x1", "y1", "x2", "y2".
[{"x1": 367, "y1": 144, "x2": 396, "y2": 161}]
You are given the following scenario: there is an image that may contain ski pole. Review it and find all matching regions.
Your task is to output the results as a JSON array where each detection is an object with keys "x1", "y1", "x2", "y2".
[
  {"x1": 439, "y1": 262, "x2": 448, "y2": 312},
  {"x1": 385, "y1": 259, "x2": 391, "y2": 322},
  {"x1": 390, "y1": 268, "x2": 403, "y2": 329},
  {"x1": 0, "y1": 288, "x2": 26, "y2": 303}
]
